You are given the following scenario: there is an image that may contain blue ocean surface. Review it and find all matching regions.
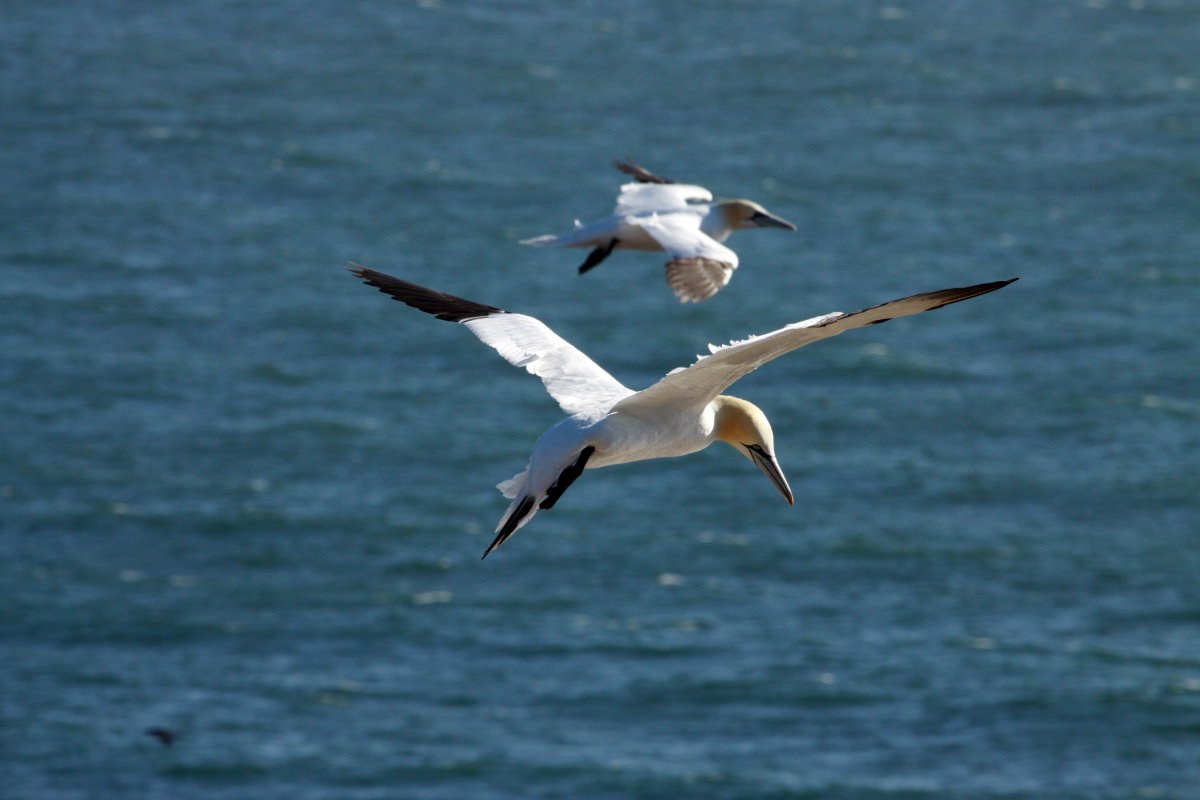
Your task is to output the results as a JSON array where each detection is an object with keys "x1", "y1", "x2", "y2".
[{"x1": 3, "y1": 1, "x2": 1199, "y2": 798}]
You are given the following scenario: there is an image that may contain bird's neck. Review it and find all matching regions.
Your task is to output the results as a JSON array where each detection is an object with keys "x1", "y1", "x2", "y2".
[
  {"x1": 711, "y1": 395, "x2": 754, "y2": 444},
  {"x1": 699, "y1": 207, "x2": 735, "y2": 243}
]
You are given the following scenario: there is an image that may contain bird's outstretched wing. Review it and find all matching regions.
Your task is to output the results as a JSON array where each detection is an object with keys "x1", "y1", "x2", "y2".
[
  {"x1": 350, "y1": 266, "x2": 633, "y2": 419},
  {"x1": 638, "y1": 213, "x2": 740, "y2": 303},
  {"x1": 612, "y1": 159, "x2": 676, "y2": 184},
  {"x1": 613, "y1": 182, "x2": 712, "y2": 216},
  {"x1": 614, "y1": 279, "x2": 1018, "y2": 414},
  {"x1": 663, "y1": 258, "x2": 736, "y2": 303}
]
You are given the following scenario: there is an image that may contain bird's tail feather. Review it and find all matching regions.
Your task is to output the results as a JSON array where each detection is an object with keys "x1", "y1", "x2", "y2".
[
  {"x1": 484, "y1": 447, "x2": 594, "y2": 558},
  {"x1": 496, "y1": 467, "x2": 528, "y2": 499},
  {"x1": 518, "y1": 234, "x2": 560, "y2": 246}
]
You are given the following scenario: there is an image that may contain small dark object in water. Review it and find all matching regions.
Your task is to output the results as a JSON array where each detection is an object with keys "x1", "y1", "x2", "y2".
[{"x1": 146, "y1": 727, "x2": 176, "y2": 747}]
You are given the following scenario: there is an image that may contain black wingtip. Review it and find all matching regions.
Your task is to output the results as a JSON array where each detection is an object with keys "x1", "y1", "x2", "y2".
[
  {"x1": 926, "y1": 277, "x2": 1019, "y2": 310},
  {"x1": 577, "y1": 240, "x2": 617, "y2": 274},
  {"x1": 837, "y1": 277, "x2": 1020, "y2": 331},
  {"x1": 612, "y1": 159, "x2": 675, "y2": 184},
  {"x1": 347, "y1": 264, "x2": 506, "y2": 322},
  {"x1": 481, "y1": 496, "x2": 535, "y2": 559}
]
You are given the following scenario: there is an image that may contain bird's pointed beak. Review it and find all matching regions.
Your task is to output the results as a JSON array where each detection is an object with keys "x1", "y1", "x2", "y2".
[
  {"x1": 748, "y1": 447, "x2": 794, "y2": 505},
  {"x1": 751, "y1": 211, "x2": 797, "y2": 231}
]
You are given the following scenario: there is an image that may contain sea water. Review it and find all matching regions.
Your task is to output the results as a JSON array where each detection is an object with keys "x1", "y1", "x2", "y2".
[{"x1": 3, "y1": 1, "x2": 1199, "y2": 797}]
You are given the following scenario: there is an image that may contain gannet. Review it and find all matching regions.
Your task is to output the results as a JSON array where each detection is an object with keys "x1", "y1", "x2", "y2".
[
  {"x1": 349, "y1": 266, "x2": 1016, "y2": 558},
  {"x1": 520, "y1": 160, "x2": 797, "y2": 303}
]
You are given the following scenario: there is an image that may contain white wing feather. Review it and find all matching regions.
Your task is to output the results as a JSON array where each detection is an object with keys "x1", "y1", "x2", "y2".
[
  {"x1": 614, "y1": 182, "x2": 712, "y2": 216},
  {"x1": 638, "y1": 213, "x2": 739, "y2": 266},
  {"x1": 349, "y1": 267, "x2": 633, "y2": 420},
  {"x1": 614, "y1": 280, "x2": 1017, "y2": 415},
  {"x1": 463, "y1": 313, "x2": 633, "y2": 420}
]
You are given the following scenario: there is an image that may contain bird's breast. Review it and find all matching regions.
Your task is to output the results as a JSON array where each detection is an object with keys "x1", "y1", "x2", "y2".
[
  {"x1": 587, "y1": 408, "x2": 715, "y2": 468},
  {"x1": 699, "y1": 214, "x2": 734, "y2": 243}
]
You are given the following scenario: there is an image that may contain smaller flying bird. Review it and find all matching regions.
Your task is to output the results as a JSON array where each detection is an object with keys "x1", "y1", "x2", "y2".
[
  {"x1": 520, "y1": 160, "x2": 797, "y2": 303},
  {"x1": 349, "y1": 266, "x2": 1016, "y2": 558}
]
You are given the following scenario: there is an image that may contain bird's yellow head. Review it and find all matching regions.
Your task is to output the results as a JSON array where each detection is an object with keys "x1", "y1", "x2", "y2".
[
  {"x1": 718, "y1": 200, "x2": 797, "y2": 232},
  {"x1": 713, "y1": 396, "x2": 794, "y2": 505}
]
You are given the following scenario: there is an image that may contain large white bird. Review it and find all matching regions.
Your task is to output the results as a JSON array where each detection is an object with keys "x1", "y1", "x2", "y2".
[
  {"x1": 520, "y1": 160, "x2": 797, "y2": 303},
  {"x1": 350, "y1": 266, "x2": 1016, "y2": 558}
]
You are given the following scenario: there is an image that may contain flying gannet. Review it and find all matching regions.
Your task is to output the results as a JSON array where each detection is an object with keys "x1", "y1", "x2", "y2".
[
  {"x1": 520, "y1": 160, "x2": 797, "y2": 303},
  {"x1": 349, "y1": 266, "x2": 1016, "y2": 558}
]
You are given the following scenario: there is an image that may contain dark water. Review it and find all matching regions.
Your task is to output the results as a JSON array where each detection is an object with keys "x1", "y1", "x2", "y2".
[{"x1": 4, "y1": 1, "x2": 1200, "y2": 798}]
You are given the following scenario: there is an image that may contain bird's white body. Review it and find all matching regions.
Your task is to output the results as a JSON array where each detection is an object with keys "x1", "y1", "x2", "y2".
[
  {"x1": 589, "y1": 403, "x2": 718, "y2": 467},
  {"x1": 350, "y1": 267, "x2": 1016, "y2": 557},
  {"x1": 532, "y1": 191, "x2": 736, "y2": 253},
  {"x1": 500, "y1": 402, "x2": 718, "y2": 500}
]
